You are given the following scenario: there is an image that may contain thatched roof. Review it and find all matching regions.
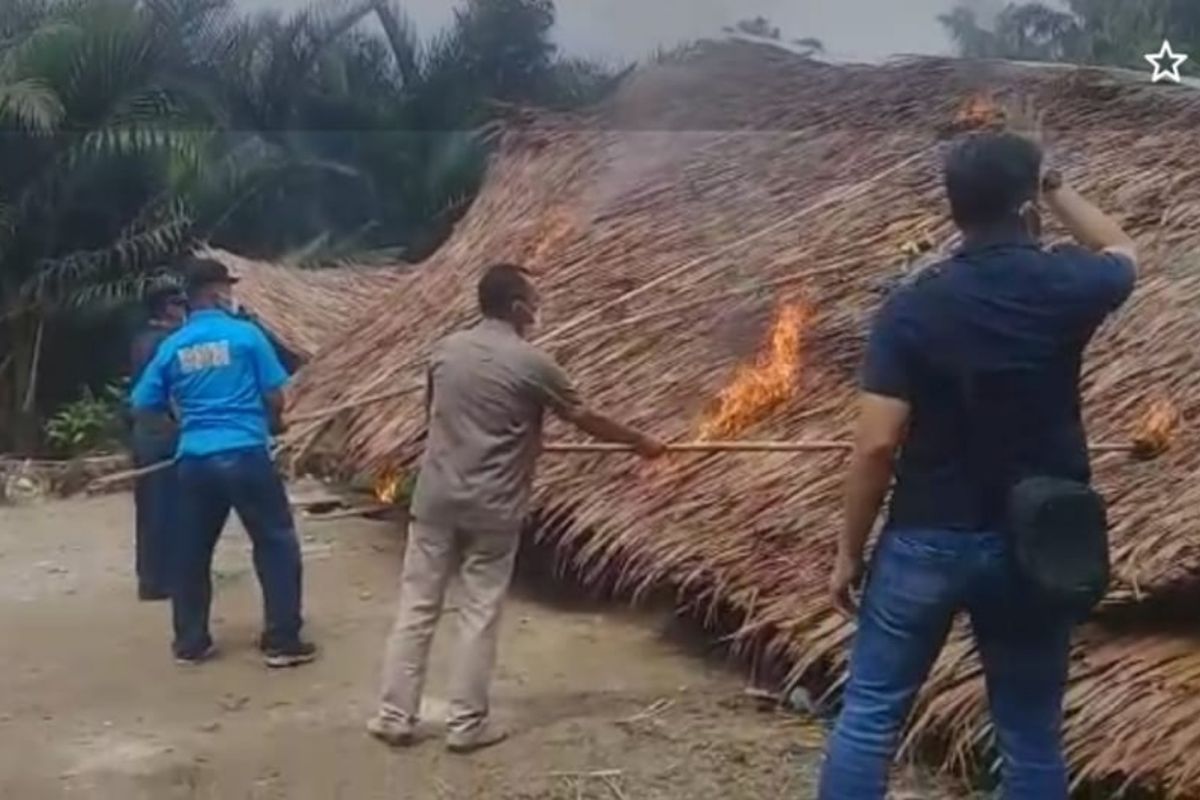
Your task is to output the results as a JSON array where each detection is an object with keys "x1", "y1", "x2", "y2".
[
  {"x1": 285, "y1": 42, "x2": 1200, "y2": 793},
  {"x1": 202, "y1": 248, "x2": 406, "y2": 361}
]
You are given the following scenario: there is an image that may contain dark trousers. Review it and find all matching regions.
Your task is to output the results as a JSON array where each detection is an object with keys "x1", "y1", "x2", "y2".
[
  {"x1": 132, "y1": 432, "x2": 177, "y2": 598},
  {"x1": 819, "y1": 528, "x2": 1072, "y2": 800},
  {"x1": 173, "y1": 447, "x2": 304, "y2": 657}
]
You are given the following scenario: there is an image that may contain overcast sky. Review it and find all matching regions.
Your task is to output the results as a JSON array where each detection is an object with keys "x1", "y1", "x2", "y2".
[{"x1": 236, "y1": 0, "x2": 1012, "y2": 64}]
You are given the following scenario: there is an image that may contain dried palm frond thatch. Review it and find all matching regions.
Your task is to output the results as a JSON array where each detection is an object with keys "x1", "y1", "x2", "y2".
[
  {"x1": 286, "y1": 42, "x2": 1200, "y2": 792},
  {"x1": 202, "y1": 247, "x2": 408, "y2": 361}
]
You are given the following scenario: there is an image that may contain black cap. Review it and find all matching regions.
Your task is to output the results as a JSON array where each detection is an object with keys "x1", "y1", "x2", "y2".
[
  {"x1": 144, "y1": 282, "x2": 186, "y2": 316},
  {"x1": 183, "y1": 257, "x2": 239, "y2": 292}
]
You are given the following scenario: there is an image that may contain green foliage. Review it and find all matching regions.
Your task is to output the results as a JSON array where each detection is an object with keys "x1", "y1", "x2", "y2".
[
  {"x1": 0, "y1": 0, "x2": 622, "y2": 451},
  {"x1": 941, "y1": 0, "x2": 1200, "y2": 68},
  {"x1": 43, "y1": 382, "x2": 125, "y2": 456}
]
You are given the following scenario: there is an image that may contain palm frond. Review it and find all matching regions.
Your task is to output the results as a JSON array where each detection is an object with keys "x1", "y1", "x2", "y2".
[
  {"x1": 23, "y1": 210, "x2": 192, "y2": 309},
  {"x1": 68, "y1": 125, "x2": 207, "y2": 174},
  {"x1": 0, "y1": 21, "x2": 85, "y2": 75},
  {"x1": 369, "y1": 0, "x2": 420, "y2": 88},
  {"x1": 60, "y1": 270, "x2": 168, "y2": 312},
  {"x1": 0, "y1": 77, "x2": 62, "y2": 131}
]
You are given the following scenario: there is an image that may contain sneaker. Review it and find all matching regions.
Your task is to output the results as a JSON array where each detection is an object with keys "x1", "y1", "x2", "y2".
[
  {"x1": 263, "y1": 640, "x2": 318, "y2": 669},
  {"x1": 174, "y1": 643, "x2": 218, "y2": 666},
  {"x1": 366, "y1": 714, "x2": 416, "y2": 747},
  {"x1": 446, "y1": 722, "x2": 508, "y2": 754}
]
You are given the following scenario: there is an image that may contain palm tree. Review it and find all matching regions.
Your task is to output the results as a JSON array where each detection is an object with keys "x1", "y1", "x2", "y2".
[
  {"x1": 0, "y1": 0, "x2": 618, "y2": 450},
  {"x1": 0, "y1": 0, "x2": 207, "y2": 449}
]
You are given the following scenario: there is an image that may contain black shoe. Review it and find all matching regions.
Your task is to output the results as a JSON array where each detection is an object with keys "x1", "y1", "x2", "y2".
[
  {"x1": 174, "y1": 643, "x2": 218, "y2": 666},
  {"x1": 263, "y1": 640, "x2": 318, "y2": 669},
  {"x1": 139, "y1": 587, "x2": 170, "y2": 602}
]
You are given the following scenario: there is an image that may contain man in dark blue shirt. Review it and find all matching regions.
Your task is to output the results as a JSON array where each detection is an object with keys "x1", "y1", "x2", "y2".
[
  {"x1": 132, "y1": 258, "x2": 316, "y2": 668},
  {"x1": 129, "y1": 285, "x2": 188, "y2": 601},
  {"x1": 819, "y1": 131, "x2": 1137, "y2": 799}
]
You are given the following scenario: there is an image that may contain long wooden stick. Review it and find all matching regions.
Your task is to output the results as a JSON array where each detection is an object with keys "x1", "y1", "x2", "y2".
[
  {"x1": 551, "y1": 263, "x2": 848, "y2": 347},
  {"x1": 277, "y1": 265, "x2": 834, "y2": 433},
  {"x1": 545, "y1": 440, "x2": 1144, "y2": 455},
  {"x1": 275, "y1": 261, "x2": 862, "y2": 435},
  {"x1": 287, "y1": 383, "x2": 422, "y2": 425},
  {"x1": 85, "y1": 438, "x2": 1147, "y2": 494},
  {"x1": 545, "y1": 440, "x2": 852, "y2": 453},
  {"x1": 279, "y1": 263, "x2": 848, "y2": 432},
  {"x1": 85, "y1": 459, "x2": 174, "y2": 491},
  {"x1": 536, "y1": 148, "x2": 934, "y2": 347}
]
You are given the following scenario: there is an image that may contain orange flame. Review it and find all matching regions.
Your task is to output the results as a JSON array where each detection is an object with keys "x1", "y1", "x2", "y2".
[
  {"x1": 952, "y1": 91, "x2": 1006, "y2": 132},
  {"x1": 699, "y1": 303, "x2": 810, "y2": 440},
  {"x1": 1132, "y1": 397, "x2": 1181, "y2": 458},
  {"x1": 374, "y1": 469, "x2": 401, "y2": 505}
]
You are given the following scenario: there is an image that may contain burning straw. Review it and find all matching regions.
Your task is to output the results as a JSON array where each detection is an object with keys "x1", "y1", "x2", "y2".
[
  {"x1": 698, "y1": 302, "x2": 811, "y2": 440},
  {"x1": 282, "y1": 44, "x2": 1200, "y2": 793}
]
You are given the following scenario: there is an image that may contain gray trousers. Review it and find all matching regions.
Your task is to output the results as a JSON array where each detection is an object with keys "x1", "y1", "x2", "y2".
[{"x1": 377, "y1": 521, "x2": 519, "y2": 734}]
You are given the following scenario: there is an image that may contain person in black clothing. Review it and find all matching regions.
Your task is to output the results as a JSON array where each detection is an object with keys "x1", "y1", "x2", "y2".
[
  {"x1": 234, "y1": 307, "x2": 303, "y2": 376},
  {"x1": 819, "y1": 126, "x2": 1138, "y2": 799},
  {"x1": 129, "y1": 285, "x2": 188, "y2": 601}
]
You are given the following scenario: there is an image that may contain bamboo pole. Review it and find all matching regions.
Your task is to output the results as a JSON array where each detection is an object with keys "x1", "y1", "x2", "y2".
[
  {"x1": 536, "y1": 148, "x2": 935, "y2": 348},
  {"x1": 279, "y1": 261, "x2": 851, "y2": 433},
  {"x1": 544, "y1": 440, "x2": 1146, "y2": 455},
  {"x1": 287, "y1": 383, "x2": 422, "y2": 425},
  {"x1": 545, "y1": 440, "x2": 852, "y2": 453},
  {"x1": 279, "y1": 149, "x2": 936, "y2": 439},
  {"x1": 552, "y1": 263, "x2": 848, "y2": 347},
  {"x1": 85, "y1": 459, "x2": 174, "y2": 491},
  {"x1": 85, "y1": 438, "x2": 1151, "y2": 495},
  {"x1": 276, "y1": 258, "x2": 867, "y2": 436}
]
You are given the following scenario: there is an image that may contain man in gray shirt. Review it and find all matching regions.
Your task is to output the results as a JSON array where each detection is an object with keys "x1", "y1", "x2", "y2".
[{"x1": 368, "y1": 263, "x2": 665, "y2": 753}]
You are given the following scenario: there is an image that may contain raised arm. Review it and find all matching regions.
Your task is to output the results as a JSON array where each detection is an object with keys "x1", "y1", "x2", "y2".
[{"x1": 1043, "y1": 172, "x2": 1138, "y2": 271}]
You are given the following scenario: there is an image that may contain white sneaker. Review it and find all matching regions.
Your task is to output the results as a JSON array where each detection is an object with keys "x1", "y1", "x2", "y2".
[{"x1": 446, "y1": 722, "x2": 508, "y2": 754}]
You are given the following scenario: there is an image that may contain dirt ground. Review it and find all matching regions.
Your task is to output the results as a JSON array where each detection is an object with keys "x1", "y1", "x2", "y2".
[{"x1": 0, "y1": 494, "x2": 969, "y2": 800}]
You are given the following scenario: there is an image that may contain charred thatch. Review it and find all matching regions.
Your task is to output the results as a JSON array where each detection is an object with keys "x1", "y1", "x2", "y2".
[{"x1": 285, "y1": 42, "x2": 1200, "y2": 793}]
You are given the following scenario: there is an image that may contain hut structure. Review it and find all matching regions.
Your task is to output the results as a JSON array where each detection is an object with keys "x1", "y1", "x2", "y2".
[
  {"x1": 201, "y1": 247, "x2": 405, "y2": 363},
  {"x1": 284, "y1": 42, "x2": 1200, "y2": 794}
]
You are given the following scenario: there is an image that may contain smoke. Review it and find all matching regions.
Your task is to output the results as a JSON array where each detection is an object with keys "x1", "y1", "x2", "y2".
[
  {"x1": 959, "y1": 0, "x2": 1008, "y2": 25},
  {"x1": 237, "y1": 0, "x2": 977, "y2": 62}
]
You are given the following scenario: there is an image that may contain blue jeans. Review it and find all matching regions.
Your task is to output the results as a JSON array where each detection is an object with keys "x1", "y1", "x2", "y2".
[
  {"x1": 819, "y1": 528, "x2": 1071, "y2": 799},
  {"x1": 173, "y1": 447, "x2": 304, "y2": 657},
  {"x1": 132, "y1": 430, "x2": 177, "y2": 598}
]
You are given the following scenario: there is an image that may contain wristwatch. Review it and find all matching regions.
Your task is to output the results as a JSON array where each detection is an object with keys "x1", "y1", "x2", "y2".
[{"x1": 1041, "y1": 169, "x2": 1064, "y2": 194}]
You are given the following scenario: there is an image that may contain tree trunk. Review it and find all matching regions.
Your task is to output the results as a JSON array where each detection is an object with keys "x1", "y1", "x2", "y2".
[{"x1": 2, "y1": 314, "x2": 43, "y2": 454}]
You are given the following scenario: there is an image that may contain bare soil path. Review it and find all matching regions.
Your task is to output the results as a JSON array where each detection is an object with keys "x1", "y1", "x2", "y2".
[{"x1": 0, "y1": 494, "x2": 966, "y2": 799}]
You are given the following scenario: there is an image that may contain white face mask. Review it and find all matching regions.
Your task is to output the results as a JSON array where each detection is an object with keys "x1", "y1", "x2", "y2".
[
  {"x1": 215, "y1": 287, "x2": 239, "y2": 314},
  {"x1": 513, "y1": 299, "x2": 539, "y2": 333}
]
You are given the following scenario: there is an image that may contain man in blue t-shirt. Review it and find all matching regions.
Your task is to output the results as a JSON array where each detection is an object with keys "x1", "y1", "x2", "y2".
[
  {"x1": 132, "y1": 257, "x2": 316, "y2": 668},
  {"x1": 819, "y1": 131, "x2": 1137, "y2": 799}
]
